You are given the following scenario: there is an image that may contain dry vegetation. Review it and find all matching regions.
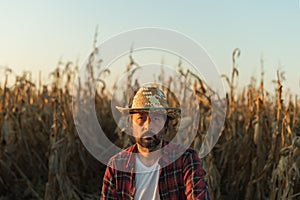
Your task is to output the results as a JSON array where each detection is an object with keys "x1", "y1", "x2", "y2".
[{"x1": 0, "y1": 47, "x2": 300, "y2": 200}]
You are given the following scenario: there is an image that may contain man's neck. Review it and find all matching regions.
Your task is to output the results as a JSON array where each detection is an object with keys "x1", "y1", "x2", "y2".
[{"x1": 137, "y1": 143, "x2": 162, "y2": 167}]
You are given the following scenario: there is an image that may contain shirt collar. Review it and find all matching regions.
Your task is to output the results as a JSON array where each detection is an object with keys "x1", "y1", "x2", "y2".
[
  {"x1": 124, "y1": 140, "x2": 177, "y2": 170},
  {"x1": 125, "y1": 143, "x2": 138, "y2": 170},
  {"x1": 159, "y1": 140, "x2": 172, "y2": 166}
]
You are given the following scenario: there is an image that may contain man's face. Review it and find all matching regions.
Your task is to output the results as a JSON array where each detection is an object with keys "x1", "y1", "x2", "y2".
[{"x1": 131, "y1": 111, "x2": 167, "y2": 151}]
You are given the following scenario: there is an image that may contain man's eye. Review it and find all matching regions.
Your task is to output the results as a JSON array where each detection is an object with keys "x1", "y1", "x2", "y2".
[
  {"x1": 137, "y1": 116, "x2": 145, "y2": 121},
  {"x1": 153, "y1": 114, "x2": 165, "y2": 120}
]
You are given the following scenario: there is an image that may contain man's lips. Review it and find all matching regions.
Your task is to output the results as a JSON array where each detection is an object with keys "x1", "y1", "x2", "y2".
[
  {"x1": 141, "y1": 136, "x2": 154, "y2": 140},
  {"x1": 141, "y1": 131, "x2": 155, "y2": 138},
  {"x1": 140, "y1": 133, "x2": 156, "y2": 140}
]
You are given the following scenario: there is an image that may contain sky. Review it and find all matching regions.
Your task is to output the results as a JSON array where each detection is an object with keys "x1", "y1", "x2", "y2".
[{"x1": 0, "y1": 0, "x2": 300, "y2": 95}]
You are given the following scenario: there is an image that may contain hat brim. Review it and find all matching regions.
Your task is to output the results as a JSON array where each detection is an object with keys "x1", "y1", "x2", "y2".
[{"x1": 116, "y1": 106, "x2": 181, "y2": 119}]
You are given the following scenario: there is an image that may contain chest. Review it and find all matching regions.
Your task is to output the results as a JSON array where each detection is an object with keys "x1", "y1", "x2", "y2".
[{"x1": 116, "y1": 164, "x2": 186, "y2": 199}]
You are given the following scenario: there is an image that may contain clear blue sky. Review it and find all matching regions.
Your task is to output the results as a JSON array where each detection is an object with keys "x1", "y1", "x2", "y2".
[{"x1": 1, "y1": 0, "x2": 299, "y2": 95}]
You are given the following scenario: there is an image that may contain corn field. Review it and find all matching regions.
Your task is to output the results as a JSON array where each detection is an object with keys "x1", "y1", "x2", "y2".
[{"x1": 0, "y1": 48, "x2": 299, "y2": 200}]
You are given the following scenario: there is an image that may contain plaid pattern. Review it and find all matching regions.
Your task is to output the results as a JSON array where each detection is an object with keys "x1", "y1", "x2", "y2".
[{"x1": 100, "y1": 141, "x2": 210, "y2": 200}]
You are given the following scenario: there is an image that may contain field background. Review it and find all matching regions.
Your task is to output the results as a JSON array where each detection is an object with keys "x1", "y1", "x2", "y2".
[{"x1": 0, "y1": 46, "x2": 299, "y2": 200}]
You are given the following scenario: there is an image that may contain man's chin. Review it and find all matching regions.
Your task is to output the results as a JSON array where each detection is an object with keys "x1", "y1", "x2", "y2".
[{"x1": 138, "y1": 139, "x2": 162, "y2": 151}]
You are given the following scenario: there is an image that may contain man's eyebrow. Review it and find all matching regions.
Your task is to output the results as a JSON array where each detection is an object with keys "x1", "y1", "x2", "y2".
[{"x1": 130, "y1": 111, "x2": 148, "y2": 115}]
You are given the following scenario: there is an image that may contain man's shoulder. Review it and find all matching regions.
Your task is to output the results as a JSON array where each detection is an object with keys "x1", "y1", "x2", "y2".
[
  {"x1": 183, "y1": 146, "x2": 198, "y2": 156},
  {"x1": 161, "y1": 141, "x2": 200, "y2": 165},
  {"x1": 108, "y1": 144, "x2": 136, "y2": 163}
]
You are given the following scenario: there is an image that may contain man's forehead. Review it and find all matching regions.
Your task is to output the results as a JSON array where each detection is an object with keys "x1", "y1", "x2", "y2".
[{"x1": 130, "y1": 110, "x2": 167, "y2": 116}]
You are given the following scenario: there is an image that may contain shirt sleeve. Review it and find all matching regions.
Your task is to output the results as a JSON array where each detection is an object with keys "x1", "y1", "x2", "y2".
[
  {"x1": 100, "y1": 163, "x2": 118, "y2": 200},
  {"x1": 183, "y1": 150, "x2": 210, "y2": 200}
]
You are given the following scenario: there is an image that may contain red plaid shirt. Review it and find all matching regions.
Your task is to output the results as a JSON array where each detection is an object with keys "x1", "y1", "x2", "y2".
[{"x1": 100, "y1": 141, "x2": 210, "y2": 200}]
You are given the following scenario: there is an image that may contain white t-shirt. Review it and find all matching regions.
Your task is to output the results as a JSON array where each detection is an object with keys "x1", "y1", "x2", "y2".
[{"x1": 134, "y1": 156, "x2": 160, "y2": 200}]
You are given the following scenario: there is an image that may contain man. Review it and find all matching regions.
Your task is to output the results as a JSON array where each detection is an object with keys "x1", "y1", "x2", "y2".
[{"x1": 101, "y1": 87, "x2": 209, "y2": 199}]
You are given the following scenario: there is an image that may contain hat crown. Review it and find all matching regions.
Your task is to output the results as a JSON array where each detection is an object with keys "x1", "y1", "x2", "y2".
[
  {"x1": 131, "y1": 87, "x2": 169, "y2": 109},
  {"x1": 116, "y1": 87, "x2": 181, "y2": 119}
]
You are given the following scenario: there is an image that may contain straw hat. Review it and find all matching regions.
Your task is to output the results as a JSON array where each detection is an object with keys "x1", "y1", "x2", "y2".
[{"x1": 116, "y1": 87, "x2": 181, "y2": 119}]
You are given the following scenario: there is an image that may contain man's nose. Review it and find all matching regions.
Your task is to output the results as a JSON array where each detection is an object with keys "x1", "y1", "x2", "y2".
[
  {"x1": 144, "y1": 116, "x2": 151, "y2": 126},
  {"x1": 143, "y1": 116, "x2": 152, "y2": 129}
]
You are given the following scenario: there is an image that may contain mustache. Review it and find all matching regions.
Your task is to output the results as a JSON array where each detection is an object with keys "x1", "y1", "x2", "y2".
[{"x1": 141, "y1": 131, "x2": 157, "y2": 138}]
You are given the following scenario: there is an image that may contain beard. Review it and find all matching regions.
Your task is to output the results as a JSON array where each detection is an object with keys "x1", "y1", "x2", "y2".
[{"x1": 136, "y1": 131, "x2": 163, "y2": 151}]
